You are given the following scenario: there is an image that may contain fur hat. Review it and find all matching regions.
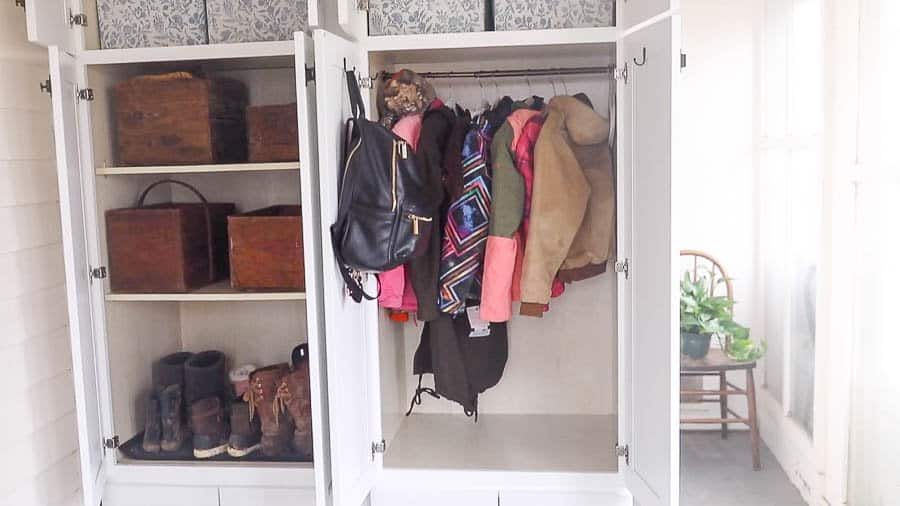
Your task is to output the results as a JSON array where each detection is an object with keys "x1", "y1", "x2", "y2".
[{"x1": 377, "y1": 69, "x2": 436, "y2": 127}]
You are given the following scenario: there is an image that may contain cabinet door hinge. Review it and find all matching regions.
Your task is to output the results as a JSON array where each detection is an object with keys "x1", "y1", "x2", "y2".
[
  {"x1": 305, "y1": 65, "x2": 316, "y2": 85},
  {"x1": 69, "y1": 10, "x2": 89, "y2": 27},
  {"x1": 615, "y1": 258, "x2": 630, "y2": 280},
  {"x1": 89, "y1": 266, "x2": 108, "y2": 282},
  {"x1": 77, "y1": 88, "x2": 95, "y2": 102},
  {"x1": 39, "y1": 77, "x2": 52, "y2": 96},
  {"x1": 15, "y1": 0, "x2": 25, "y2": 9},
  {"x1": 681, "y1": 52, "x2": 688, "y2": 69},
  {"x1": 614, "y1": 64, "x2": 629, "y2": 84},
  {"x1": 616, "y1": 444, "x2": 630, "y2": 465},
  {"x1": 104, "y1": 436, "x2": 120, "y2": 450},
  {"x1": 371, "y1": 439, "x2": 386, "y2": 460}
]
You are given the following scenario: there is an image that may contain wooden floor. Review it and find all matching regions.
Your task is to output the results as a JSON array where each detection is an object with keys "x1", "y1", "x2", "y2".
[{"x1": 384, "y1": 413, "x2": 618, "y2": 473}]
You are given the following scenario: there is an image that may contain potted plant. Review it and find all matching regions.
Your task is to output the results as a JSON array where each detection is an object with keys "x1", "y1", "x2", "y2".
[{"x1": 680, "y1": 273, "x2": 761, "y2": 360}]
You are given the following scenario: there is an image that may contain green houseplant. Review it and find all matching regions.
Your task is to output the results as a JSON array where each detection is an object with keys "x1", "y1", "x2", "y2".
[{"x1": 680, "y1": 273, "x2": 765, "y2": 360}]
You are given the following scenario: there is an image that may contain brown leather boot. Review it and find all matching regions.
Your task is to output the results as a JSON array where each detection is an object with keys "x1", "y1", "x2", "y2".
[
  {"x1": 189, "y1": 396, "x2": 229, "y2": 459},
  {"x1": 246, "y1": 364, "x2": 293, "y2": 457},
  {"x1": 277, "y1": 345, "x2": 313, "y2": 458}
]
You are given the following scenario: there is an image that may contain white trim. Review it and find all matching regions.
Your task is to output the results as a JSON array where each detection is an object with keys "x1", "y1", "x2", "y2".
[
  {"x1": 96, "y1": 162, "x2": 300, "y2": 176},
  {"x1": 79, "y1": 40, "x2": 295, "y2": 66},
  {"x1": 107, "y1": 461, "x2": 316, "y2": 489},
  {"x1": 105, "y1": 282, "x2": 307, "y2": 302},
  {"x1": 379, "y1": 469, "x2": 626, "y2": 494},
  {"x1": 365, "y1": 27, "x2": 618, "y2": 53}
]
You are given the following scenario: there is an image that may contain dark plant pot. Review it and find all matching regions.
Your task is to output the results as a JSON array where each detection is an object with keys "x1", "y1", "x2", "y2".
[{"x1": 682, "y1": 332, "x2": 712, "y2": 359}]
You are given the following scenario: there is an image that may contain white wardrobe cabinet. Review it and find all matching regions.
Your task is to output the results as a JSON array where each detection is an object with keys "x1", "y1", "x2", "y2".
[{"x1": 27, "y1": 0, "x2": 680, "y2": 505}]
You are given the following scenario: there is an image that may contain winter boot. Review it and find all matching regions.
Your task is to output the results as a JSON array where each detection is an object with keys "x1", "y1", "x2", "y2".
[
  {"x1": 159, "y1": 384, "x2": 189, "y2": 452},
  {"x1": 227, "y1": 401, "x2": 261, "y2": 458},
  {"x1": 141, "y1": 394, "x2": 161, "y2": 453},
  {"x1": 185, "y1": 351, "x2": 228, "y2": 407},
  {"x1": 247, "y1": 364, "x2": 293, "y2": 457},
  {"x1": 152, "y1": 351, "x2": 193, "y2": 393},
  {"x1": 278, "y1": 345, "x2": 313, "y2": 458},
  {"x1": 189, "y1": 396, "x2": 229, "y2": 459}
]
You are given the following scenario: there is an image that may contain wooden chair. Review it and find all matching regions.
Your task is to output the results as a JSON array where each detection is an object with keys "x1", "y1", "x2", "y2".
[{"x1": 679, "y1": 250, "x2": 761, "y2": 471}]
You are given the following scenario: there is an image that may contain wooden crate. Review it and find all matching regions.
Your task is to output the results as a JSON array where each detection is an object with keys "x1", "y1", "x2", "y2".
[
  {"x1": 247, "y1": 103, "x2": 300, "y2": 163},
  {"x1": 106, "y1": 180, "x2": 235, "y2": 292},
  {"x1": 228, "y1": 206, "x2": 304, "y2": 291},
  {"x1": 114, "y1": 72, "x2": 248, "y2": 166}
]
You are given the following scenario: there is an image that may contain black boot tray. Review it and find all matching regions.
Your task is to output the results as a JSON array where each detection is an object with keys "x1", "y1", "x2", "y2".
[{"x1": 120, "y1": 432, "x2": 313, "y2": 463}]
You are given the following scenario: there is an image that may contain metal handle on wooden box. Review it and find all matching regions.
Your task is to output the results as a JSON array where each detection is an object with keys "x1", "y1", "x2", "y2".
[{"x1": 137, "y1": 179, "x2": 216, "y2": 282}]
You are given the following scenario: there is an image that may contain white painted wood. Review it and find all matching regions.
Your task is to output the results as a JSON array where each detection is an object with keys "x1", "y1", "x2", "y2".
[
  {"x1": 25, "y1": 0, "x2": 80, "y2": 52},
  {"x1": 500, "y1": 491, "x2": 631, "y2": 506},
  {"x1": 48, "y1": 45, "x2": 106, "y2": 506},
  {"x1": 307, "y1": 0, "x2": 321, "y2": 28},
  {"x1": 365, "y1": 27, "x2": 618, "y2": 53},
  {"x1": 373, "y1": 490, "x2": 497, "y2": 506},
  {"x1": 379, "y1": 469, "x2": 625, "y2": 495},
  {"x1": 219, "y1": 487, "x2": 315, "y2": 506},
  {"x1": 620, "y1": 0, "x2": 677, "y2": 31},
  {"x1": 383, "y1": 414, "x2": 618, "y2": 473},
  {"x1": 295, "y1": 33, "x2": 333, "y2": 506},
  {"x1": 80, "y1": 40, "x2": 295, "y2": 66},
  {"x1": 619, "y1": 17, "x2": 679, "y2": 506},
  {"x1": 313, "y1": 28, "x2": 381, "y2": 506},
  {"x1": 106, "y1": 462, "x2": 315, "y2": 488},
  {"x1": 103, "y1": 484, "x2": 218, "y2": 506},
  {"x1": 96, "y1": 162, "x2": 300, "y2": 176},
  {"x1": 105, "y1": 282, "x2": 307, "y2": 302},
  {"x1": 337, "y1": 0, "x2": 368, "y2": 38}
]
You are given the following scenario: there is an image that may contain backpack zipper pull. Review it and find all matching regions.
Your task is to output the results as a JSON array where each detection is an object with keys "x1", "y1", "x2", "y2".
[{"x1": 409, "y1": 214, "x2": 433, "y2": 236}]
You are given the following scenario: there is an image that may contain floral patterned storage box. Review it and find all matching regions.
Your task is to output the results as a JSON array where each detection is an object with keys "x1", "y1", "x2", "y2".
[
  {"x1": 494, "y1": 0, "x2": 615, "y2": 30},
  {"x1": 206, "y1": 0, "x2": 309, "y2": 44},
  {"x1": 368, "y1": 0, "x2": 487, "y2": 36},
  {"x1": 97, "y1": 0, "x2": 208, "y2": 49}
]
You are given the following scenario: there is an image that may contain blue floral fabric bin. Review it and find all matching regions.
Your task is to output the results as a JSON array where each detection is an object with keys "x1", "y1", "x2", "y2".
[
  {"x1": 98, "y1": 0, "x2": 208, "y2": 49},
  {"x1": 207, "y1": 0, "x2": 309, "y2": 44},
  {"x1": 494, "y1": 0, "x2": 615, "y2": 30},
  {"x1": 368, "y1": 0, "x2": 487, "y2": 36}
]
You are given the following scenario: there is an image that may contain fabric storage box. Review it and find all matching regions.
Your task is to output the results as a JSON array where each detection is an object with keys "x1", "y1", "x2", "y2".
[
  {"x1": 106, "y1": 180, "x2": 235, "y2": 293},
  {"x1": 494, "y1": 0, "x2": 615, "y2": 30},
  {"x1": 368, "y1": 0, "x2": 487, "y2": 36},
  {"x1": 206, "y1": 0, "x2": 309, "y2": 44},
  {"x1": 247, "y1": 104, "x2": 300, "y2": 163},
  {"x1": 228, "y1": 206, "x2": 305, "y2": 291},
  {"x1": 115, "y1": 72, "x2": 248, "y2": 166},
  {"x1": 98, "y1": 0, "x2": 208, "y2": 49}
]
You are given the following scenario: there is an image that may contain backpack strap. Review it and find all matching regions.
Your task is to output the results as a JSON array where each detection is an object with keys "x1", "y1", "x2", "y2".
[
  {"x1": 345, "y1": 70, "x2": 366, "y2": 120},
  {"x1": 329, "y1": 223, "x2": 379, "y2": 303}
]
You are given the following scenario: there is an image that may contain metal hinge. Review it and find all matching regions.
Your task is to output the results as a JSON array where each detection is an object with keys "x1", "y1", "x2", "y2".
[
  {"x1": 305, "y1": 65, "x2": 316, "y2": 85},
  {"x1": 77, "y1": 88, "x2": 95, "y2": 102},
  {"x1": 616, "y1": 444, "x2": 630, "y2": 465},
  {"x1": 69, "y1": 10, "x2": 89, "y2": 27},
  {"x1": 371, "y1": 439, "x2": 386, "y2": 460},
  {"x1": 39, "y1": 77, "x2": 52, "y2": 96},
  {"x1": 104, "y1": 436, "x2": 120, "y2": 450},
  {"x1": 615, "y1": 258, "x2": 630, "y2": 280},
  {"x1": 681, "y1": 52, "x2": 688, "y2": 69},
  {"x1": 89, "y1": 265, "x2": 107, "y2": 282},
  {"x1": 614, "y1": 64, "x2": 629, "y2": 84}
]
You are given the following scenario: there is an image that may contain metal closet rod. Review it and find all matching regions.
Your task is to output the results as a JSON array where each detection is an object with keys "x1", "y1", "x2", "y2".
[{"x1": 376, "y1": 65, "x2": 614, "y2": 80}]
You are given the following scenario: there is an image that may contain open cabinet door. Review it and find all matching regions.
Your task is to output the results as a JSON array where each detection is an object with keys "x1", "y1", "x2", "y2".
[
  {"x1": 25, "y1": 0, "x2": 81, "y2": 53},
  {"x1": 619, "y1": 16, "x2": 680, "y2": 506},
  {"x1": 295, "y1": 33, "x2": 332, "y2": 506},
  {"x1": 313, "y1": 29, "x2": 382, "y2": 506},
  {"x1": 48, "y1": 47, "x2": 106, "y2": 506},
  {"x1": 620, "y1": 0, "x2": 678, "y2": 31},
  {"x1": 337, "y1": 0, "x2": 368, "y2": 39}
]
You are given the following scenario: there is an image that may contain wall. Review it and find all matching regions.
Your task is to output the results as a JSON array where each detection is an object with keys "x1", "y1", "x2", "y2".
[
  {"x1": 0, "y1": 4, "x2": 82, "y2": 506},
  {"x1": 676, "y1": 0, "x2": 760, "y2": 425}
]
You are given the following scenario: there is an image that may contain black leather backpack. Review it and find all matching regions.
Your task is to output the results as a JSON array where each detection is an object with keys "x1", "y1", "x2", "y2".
[{"x1": 331, "y1": 70, "x2": 436, "y2": 302}]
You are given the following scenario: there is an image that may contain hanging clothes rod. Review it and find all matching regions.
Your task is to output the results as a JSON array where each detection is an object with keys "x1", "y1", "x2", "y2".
[{"x1": 377, "y1": 66, "x2": 614, "y2": 80}]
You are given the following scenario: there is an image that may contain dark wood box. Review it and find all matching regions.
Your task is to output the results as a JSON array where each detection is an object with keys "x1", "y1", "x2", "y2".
[
  {"x1": 228, "y1": 205, "x2": 304, "y2": 291},
  {"x1": 115, "y1": 73, "x2": 249, "y2": 166},
  {"x1": 247, "y1": 103, "x2": 300, "y2": 163},
  {"x1": 106, "y1": 181, "x2": 235, "y2": 292}
]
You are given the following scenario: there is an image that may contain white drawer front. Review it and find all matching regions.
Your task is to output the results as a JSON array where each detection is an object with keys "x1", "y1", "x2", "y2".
[
  {"x1": 219, "y1": 487, "x2": 315, "y2": 506},
  {"x1": 374, "y1": 490, "x2": 498, "y2": 506},
  {"x1": 104, "y1": 485, "x2": 219, "y2": 506},
  {"x1": 500, "y1": 491, "x2": 630, "y2": 506}
]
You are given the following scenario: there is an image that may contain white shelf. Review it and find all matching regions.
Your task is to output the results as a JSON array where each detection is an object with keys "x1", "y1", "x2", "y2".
[
  {"x1": 366, "y1": 27, "x2": 618, "y2": 53},
  {"x1": 106, "y1": 281, "x2": 306, "y2": 302},
  {"x1": 80, "y1": 40, "x2": 295, "y2": 66},
  {"x1": 384, "y1": 413, "x2": 618, "y2": 473},
  {"x1": 96, "y1": 161, "x2": 300, "y2": 176}
]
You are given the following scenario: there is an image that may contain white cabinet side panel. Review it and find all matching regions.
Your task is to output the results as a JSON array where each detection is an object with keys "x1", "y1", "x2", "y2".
[
  {"x1": 103, "y1": 485, "x2": 218, "y2": 506},
  {"x1": 220, "y1": 487, "x2": 316, "y2": 506}
]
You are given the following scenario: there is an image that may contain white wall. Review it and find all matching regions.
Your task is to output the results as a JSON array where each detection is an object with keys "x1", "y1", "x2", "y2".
[
  {"x1": 677, "y1": 0, "x2": 761, "y2": 425},
  {"x1": 0, "y1": 4, "x2": 82, "y2": 506}
]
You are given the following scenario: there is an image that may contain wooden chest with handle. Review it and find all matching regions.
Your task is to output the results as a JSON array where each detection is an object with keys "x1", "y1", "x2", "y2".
[{"x1": 228, "y1": 205, "x2": 305, "y2": 291}]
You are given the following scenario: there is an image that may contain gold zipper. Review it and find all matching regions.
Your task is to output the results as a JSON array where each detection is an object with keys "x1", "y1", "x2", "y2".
[{"x1": 409, "y1": 214, "x2": 433, "y2": 236}]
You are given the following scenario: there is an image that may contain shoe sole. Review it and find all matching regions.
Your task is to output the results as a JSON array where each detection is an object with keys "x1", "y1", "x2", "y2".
[
  {"x1": 193, "y1": 443, "x2": 228, "y2": 459},
  {"x1": 227, "y1": 443, "x2": 261, "y2": 458}
]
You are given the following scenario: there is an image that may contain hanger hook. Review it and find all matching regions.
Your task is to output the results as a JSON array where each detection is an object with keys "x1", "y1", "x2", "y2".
[
  {"x1": 551, "y1": 77, "x2": 558, "y2": 97},
  {"x1": 634, "y1": 47, "x2": 647, "y2": 66},
  {"x1": 525, "y1": 76, "x2": 533, "y2": 95},
  {"x1": 562, "y1": 78, "x2": 569, "y2": 96}
]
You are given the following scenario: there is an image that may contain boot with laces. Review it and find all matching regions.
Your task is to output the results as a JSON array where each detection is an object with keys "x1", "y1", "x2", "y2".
[
  {"x1": 246, "y1": 364, "x2": 293, "y2": 457},
  {"x1": 227, "y1": 401, "x2": 261, "y2": 458},
  {"x1": 277, "y1": 345, "x2": 313, "y2": 458}
]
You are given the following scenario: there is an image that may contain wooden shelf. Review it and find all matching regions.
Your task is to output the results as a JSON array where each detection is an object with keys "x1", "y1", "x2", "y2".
[
  {"x1": 365, "y1": 27, "x2": 618, "y2": 53},
  {"x1": 80, "y1": 40, "x2": 295, "y2": 66},
  {"x1": 106, "y1": 281, "x2": 306, "y2": 302},
  {"x1": 96, "y1": 161, "x2": 300, "y2": 176}
]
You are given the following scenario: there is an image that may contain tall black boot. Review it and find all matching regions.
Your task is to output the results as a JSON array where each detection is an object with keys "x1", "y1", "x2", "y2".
[{"x1": 185, "y1": 351, "x2": 228, "y2": 407}]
